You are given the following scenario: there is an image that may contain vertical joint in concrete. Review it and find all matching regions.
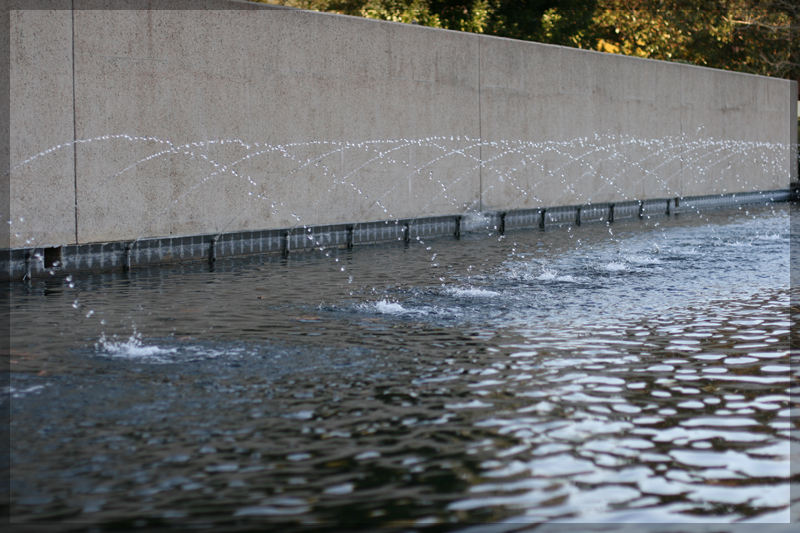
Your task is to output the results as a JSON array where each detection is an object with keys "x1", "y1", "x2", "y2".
[
  {"x1": 23, "y1": 251, "x2": 32, "y2": 281},
  {"x1": 403, "y1": 222, "x2": 411, "y2": 244},
  {"x1": 575, "y1": 207, "x2": 582, "y2": 226},
  {"x1": 122, "y1": 242, "x2": 133, "y2": 272},
  {"x1": 499, "y1": 212, "x2": 506, "y2": 235},
  {"x1": 209, "y1": 236, "x2": 218, "y2": 263},
  {"x1": 346, "y1": 225, "x2": 354, "y2": 249},
  {"x1": 71, "y1": 4, "x2": 78, "y2": 245},
  {"x1": 608, "y1": 204, "x2": 615, "y2": 223},
  {"x1": 790, "y1": 80, "x2": 798, "y2": 183},
  {"x1": 539, "y1": 209, "x2": 547, "y2": 229},
  {"x1": 282, "y1": 231, "x2": 290, "y2": 257},
  {"x1": 477, "y1": 37, "x2": 483, "y2": 213},
  {"x1": 638, "y1": 201, "x2": 644, "y2": 219},
  {"x1": 454, "y1": 216, "x2": 462, "y2": 239}
]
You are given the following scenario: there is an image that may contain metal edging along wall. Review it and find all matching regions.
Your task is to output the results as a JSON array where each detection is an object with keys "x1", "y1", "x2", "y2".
[{"x1": 1, "y1": 188, "x2": 792, "y2": 282}]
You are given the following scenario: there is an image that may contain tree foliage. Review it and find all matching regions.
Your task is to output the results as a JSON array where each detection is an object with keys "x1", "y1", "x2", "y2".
[
  {"x1": 589, "y1": 0, "x2": 797, "y2": 80},
  {"x1": 251, "y1": 0, "x2": 798, "y2": 81}
]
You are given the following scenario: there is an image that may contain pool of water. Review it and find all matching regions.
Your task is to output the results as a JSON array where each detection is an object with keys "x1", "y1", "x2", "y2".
[{"x1": 5, "y1": 203, "x2": 798, "y2": 531}]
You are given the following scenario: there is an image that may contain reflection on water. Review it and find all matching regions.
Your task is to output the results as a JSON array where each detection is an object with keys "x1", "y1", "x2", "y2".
[{"x1": 5, "y1": 204, "x2": 798, "y2": 530}]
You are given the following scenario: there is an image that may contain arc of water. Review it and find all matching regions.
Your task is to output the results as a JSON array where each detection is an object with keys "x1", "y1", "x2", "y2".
[
  {"x1": 326, "y1": 137, "x2": 484, "y2": 207},
  {"x1": 366, "y1": 139, "x2": 551, "y2": 232},
  {"x1": 580, "y1": 139, "x2": 686, "y2": 205},
  {"x1": 217, "y1": 136, "x2": 485, "y2": 242},
  {"x1": 409, "y1": 140, "x2": 588, "y2": 225},
  {"x1": 347, "y1": 136, "x2": 587, "y2": 230},
  {"x1": 358, "y1": 136, "x2": 629, "y2": 235},
  {"x1": 505, "y1": 135, "x2": 695, "y2": 214},
  {"x1": 566, "y1": 139, "x2": 782, "y2": 217},
  {"x1": 16, "y1": 137, "x2": 261, "y2": 248},
  {"x1": 340, "y1": 140, "x2": 487, "y2": 232},
  {"x1": 2, "y1": 133, "x2": 178, "y2": 180},
  {"x1": 513, "y1": 136, "x2": 691, "y2": 214},
  {"x1": 227, "y1": 141, "x2": 351, "y2": 225},
  {"x1": 569, "y1": 138, "x2": 685, "y2": 206},
  {"x1": 129, "y1": 138, "x2": 449, "y2": 247},
  {"x1": 132, "y1": 138, "x2": 417, "y2": 243},
  {"x1": 132, "y1": 143, "x2": 292, "y2": 242},
  {"x1": 216, "y1": 139, "x2": 423, "y2": 237},
  {"x1": 392, "y1": 138, "x2": 600, "y2": 238},
  {"x1": 10, "y1": 131, "x2": 788, "y2": 269},
  {"x1": 10, "y1": 136, "x2": 184, "y2": 247},
  {"x1": 10, "y1": 135, "x2": 283, "y2": 247},
  {"x1": 670, "y1": 141, "x2": 782, "y2": 198},
  {"x1": 405, "y1": 135, "x2": 782, "y2": 232},
  {"x1": 518, "y1": 136, "x2": 684, "y2": 210},
  {"x1": 508, "y1": 136, "x2": 640, "y2": 203},
  {"x1": 649, "y1": 138, "x2": 766, "y2": 198},
  {"x1": 475, "y1": 139, "x2": 609, "y2": 205},
  {"x1": 466, "y1": 136, "x2": 636, "y2": 214}
]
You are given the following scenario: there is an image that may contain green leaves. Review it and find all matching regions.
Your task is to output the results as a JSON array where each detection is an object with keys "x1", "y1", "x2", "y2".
[{"x1": 251, "y1": 0, "x2": 798, "y2": 81}]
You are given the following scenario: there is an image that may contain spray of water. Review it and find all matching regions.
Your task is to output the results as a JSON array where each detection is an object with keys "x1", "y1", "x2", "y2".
[{"x1": 4, "y1": 133, "x2": 791, "y2": 252}]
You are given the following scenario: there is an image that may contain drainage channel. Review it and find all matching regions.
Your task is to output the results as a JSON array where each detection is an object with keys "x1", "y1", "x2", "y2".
[{"x1": 2, "y1": 189, "x2": 792, "y2": 282}]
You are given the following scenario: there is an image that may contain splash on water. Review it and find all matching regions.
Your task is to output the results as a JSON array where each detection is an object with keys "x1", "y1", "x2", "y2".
[
  {"x1": 446, "y1": 287, "x2": 501, "y2": 298},
  {"x1": 535, "y1": 268, "x2": 582, "y2": 282},
  {"x1": 537, "y1": 268, "x2": 559, "y2": 280},
  {"x1": 95, "y1": 331, "x2": 176, "y2": 361},
  {"x1": 624, "y1": 255, "x2": 662, "y2": 265},
  {"x1": 603, "y1": 262, "x2": 629, "y2": 272},
  {"x1": 7, "y1": 384, "x2": 49, "y2": 399},
  {"x1": 372, "y1": 300, "x2": 416, "y2": 315},
  {"x1": 94, "y1": 333, "x2": 254, "y2": 364}
]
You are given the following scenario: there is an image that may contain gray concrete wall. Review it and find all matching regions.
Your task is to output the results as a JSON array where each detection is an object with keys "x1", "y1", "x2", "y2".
[
  {"x1": 791, "y1": 80, "x2": 798, "y2": 182},
  {"x1": 3, "y1": 0, "x2": 797, "y2": 249}
]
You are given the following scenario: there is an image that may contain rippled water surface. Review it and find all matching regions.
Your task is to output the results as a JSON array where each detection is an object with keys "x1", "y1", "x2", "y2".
[{"x1": 5, "y1": 203, "x2": 799, "y2": 531}]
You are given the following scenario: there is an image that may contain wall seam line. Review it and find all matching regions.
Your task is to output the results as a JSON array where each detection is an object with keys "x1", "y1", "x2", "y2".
[
  {"x1": 679, "y1": 66, "x2": 683, "y2": 197},
  {"x1": 478, "y1": 36, "x2": 482, "y2": 212},
  {"x1": 71, "y1": 2, "x2": 78, "y2": 245}
]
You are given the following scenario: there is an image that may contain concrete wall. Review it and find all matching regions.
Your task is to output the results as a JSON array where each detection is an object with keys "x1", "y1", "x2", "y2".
[{"x1": 3, "y1": 0, "x2": 797, "y2": 249}]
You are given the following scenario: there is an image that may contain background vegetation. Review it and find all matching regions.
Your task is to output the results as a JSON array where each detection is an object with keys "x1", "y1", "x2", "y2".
[{"x1": 251, "y1": 0, "x2": 798, "y2": 84}]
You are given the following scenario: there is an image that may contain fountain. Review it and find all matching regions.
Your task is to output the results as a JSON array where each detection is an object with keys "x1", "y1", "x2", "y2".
[
  {"x1": 3, "y1": 3, "x2": 799, "y2": 528},
  {"x1": 2, "y1": 2, "x2": 796, "y2": 280},
  {"x1": 1, "y1": 132, "x2": 795, "y2": 281}
]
